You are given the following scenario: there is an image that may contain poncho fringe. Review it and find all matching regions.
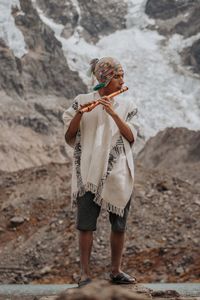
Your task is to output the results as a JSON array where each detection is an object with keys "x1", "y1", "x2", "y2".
[
  {"x1": 72, "y1": 141, "x2": 125, "y2": 216},
  {"x1": 72, "y1": 182, "x2": 125, "y2": 217}
]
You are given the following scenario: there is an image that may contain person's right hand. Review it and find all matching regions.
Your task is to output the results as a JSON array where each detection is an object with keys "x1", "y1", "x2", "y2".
[{"x1": 78, "y1": 100, "x2": 98, "y2": 113}]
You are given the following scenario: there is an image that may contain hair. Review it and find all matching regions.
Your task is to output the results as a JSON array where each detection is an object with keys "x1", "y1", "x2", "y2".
[{"x1": 89, "y1": 58, "x2": 99, "y2": 75}]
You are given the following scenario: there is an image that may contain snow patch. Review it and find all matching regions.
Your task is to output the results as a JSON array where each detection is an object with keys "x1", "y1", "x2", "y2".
[{"x1": 0, "y1": 0, "x2": 27, "y2": 57}]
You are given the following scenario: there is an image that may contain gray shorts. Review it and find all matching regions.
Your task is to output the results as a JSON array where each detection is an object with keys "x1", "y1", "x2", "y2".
[{"x1": 76, "y1": 191, "x2": 131, "y2": 232}]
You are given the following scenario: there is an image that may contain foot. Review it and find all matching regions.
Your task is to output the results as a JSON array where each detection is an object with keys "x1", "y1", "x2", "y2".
[
  {"x1": 110, "y1": 271, "x2": 137, "y2": 284},
  {"x1": 78, "y1": 277, "x2": 92, "y2": 288}
]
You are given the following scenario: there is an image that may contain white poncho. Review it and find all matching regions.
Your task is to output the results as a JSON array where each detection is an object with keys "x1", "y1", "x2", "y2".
[{"x1": 63, "y1": 91, "x2": 138, "y2": 216}]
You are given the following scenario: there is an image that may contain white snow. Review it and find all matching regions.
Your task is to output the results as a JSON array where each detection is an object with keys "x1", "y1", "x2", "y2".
[{"x1": 0, "y1": 0, "x2": 27, "y2": 57}]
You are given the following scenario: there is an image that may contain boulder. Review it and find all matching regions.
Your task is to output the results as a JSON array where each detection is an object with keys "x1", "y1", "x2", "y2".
[
  {"x1": 55, "y1": 280, "x2": 150, "y2": 300},
  {"x1": 137, "y1": 127, "x2": 200, "y2": 186}
]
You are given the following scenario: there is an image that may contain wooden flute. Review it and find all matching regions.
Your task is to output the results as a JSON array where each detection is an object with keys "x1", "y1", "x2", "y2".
[{"x1": 79, "y1": 86, "x2": 128, "y2": 113}]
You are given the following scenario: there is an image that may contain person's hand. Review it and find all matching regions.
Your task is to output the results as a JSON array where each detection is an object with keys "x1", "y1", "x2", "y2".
[
  {"x1": 78, "y1": 101, "x2": 98, "y2": 114},
  {"x1": 99, "y1": 96, "x2": 116, "y2": 117}
]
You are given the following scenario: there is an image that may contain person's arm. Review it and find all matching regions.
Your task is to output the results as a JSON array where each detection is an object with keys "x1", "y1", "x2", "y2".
[
  {"x1": 65, "y1": 100, "x2": 97, "y2": 144},
  {"x1": 65, "y1": 110, "x2": 83, "y2": 144},
  {"x1": 111, "y1": 113, "x2": 134, "y2": 143},
  {"x1": 99, "y1": 97, "x2": 134, "y2": 143}
]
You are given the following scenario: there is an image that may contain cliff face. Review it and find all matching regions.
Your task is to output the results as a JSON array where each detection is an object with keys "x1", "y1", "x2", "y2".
[
  {"x1": 0, "y1": 0, "x2": 129, "y2": 173},
  {"x1": 0, "y1": 0, "x2": 86, "y2": 173},
  {"x1": 145, "y1": 0, "x2": 200, "y2": 74},
  {"x1": 36, "y1": 0, "x2": 128, "y2": 43},
  {"x1": 145, "y1": 0, "x2": 197, "y2": 21},
  {"x1": 0, "y1": 0, "x2": 87, "y2": 99},
  {"x1": 0, "y1": 38, "x2": 24, "y2": 98}
]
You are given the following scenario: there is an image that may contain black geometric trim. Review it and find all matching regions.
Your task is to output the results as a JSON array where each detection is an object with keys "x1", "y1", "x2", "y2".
[
  {"x1": 72, "y1": 100, "x2": 78, "y2": 111},
  {"x1": 126, "y1": 108, "x2": 137, "y2": 122},
  {"x1": 74, "y1": 129, "x2": 83, "y2": 190}
]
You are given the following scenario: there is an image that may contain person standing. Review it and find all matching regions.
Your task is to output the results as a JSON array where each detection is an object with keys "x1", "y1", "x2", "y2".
[{"x1": 63, "y1": 57, "x2": 138, "y2": 286}]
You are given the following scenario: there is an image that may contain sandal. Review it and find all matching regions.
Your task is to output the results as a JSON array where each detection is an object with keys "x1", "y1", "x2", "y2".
[
  {"x1": 78, "y1": 277, "x2": 92, "y2": 288},
  {"x1": 110, "y1": 272, "x2": 137, "y2": 284}
]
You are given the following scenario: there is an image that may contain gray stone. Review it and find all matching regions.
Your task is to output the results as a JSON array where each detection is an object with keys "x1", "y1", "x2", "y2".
[{"x1": 10, "y1": 216, "x2": 25, "y2": 226}]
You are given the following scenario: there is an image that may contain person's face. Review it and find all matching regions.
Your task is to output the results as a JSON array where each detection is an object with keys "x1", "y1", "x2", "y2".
[{"x1": 105, "y1": 68, "x2": 124, "y2": 94}]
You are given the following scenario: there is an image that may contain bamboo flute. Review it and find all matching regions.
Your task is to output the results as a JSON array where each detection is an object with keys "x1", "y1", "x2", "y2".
[{"x1": 79, "y1": 86, "x2": 128, "y2": 113}]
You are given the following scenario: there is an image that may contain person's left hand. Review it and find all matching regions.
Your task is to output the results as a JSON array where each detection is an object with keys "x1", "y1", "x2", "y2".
[{"x1": 99, "y1": 97, "x2": 116, "y2": 117}]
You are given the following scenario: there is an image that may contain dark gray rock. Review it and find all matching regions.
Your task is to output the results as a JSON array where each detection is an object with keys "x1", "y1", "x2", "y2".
[
  {"x1": 14, "y1": 0, "x2": 87, "y2": 98},
  {"x1": 16, "y1": 116, "x2": 49, "y2": 134},
  {"x1": 36, "y1": 0, "x2": 128, "y2": 43},
  {"x1": 0, "y1": 0, "x2": 86, "y2": 98},
  {"x1": 174, "y1": 6, "x2": 200, "y2": 38},
  {"x1": 36, "y1": 0, "x2": 78, "y2": 39},
  {"x1": 182, "y1": 39, "x2": 200, "y2": 74},
  {"x1": 36, "y1": 0, "x2": 78, "y2": 26},
  {"x1": 78, "y1": 0, "x2": 127, "y2": 43},
  {"x1": 145, "y1": 0, "x2": 196, "y2": 20},
  {"x1": 145, "y1": 0, "x2": 200, "y2": 39},
  {"x1": 10, "y1": 216, "x2": 25, "y2": 227},
  {"x1": 0, "y1": 39, "x2": 24, "y2": 98}
]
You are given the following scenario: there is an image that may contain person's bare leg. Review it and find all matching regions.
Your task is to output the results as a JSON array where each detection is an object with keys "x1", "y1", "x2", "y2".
[
  {"x1": 110, "y1": 231, "x2": 125, "y2": 275},
  {"x1": 79, "y1": 230, "x2": 93, "y2": 280}
]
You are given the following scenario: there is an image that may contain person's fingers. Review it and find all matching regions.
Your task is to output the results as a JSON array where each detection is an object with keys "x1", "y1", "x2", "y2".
[
  {"x1": 102, "y1": 96, "x2": 109, "y2": 101},
  {"x1": 79, "y1": 101, "x2": 97, "y2": 110},
  {"x1": 99, "y1": 99, "x2": 110, "y2": 105}
]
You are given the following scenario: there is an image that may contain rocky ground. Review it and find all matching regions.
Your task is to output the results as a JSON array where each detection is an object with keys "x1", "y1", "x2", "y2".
[
  {"x1": 0, "y1": 280, "x2": 199, "y2": 300},
  {"x1": 0, "y1": 124, "x2": 199, "y2": 285}
]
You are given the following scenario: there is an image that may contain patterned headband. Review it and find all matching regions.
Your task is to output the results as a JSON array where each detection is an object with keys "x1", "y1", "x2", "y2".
[{"x1": 90, "y1": 57, "x2": 122, "y2": 90}]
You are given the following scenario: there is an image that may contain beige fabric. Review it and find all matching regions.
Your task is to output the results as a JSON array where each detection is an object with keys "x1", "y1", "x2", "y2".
[{"x1": 62, "y1": 91, "x2": 138, "y2": 216}]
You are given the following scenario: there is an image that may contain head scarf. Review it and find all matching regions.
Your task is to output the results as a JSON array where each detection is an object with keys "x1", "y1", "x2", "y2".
[{"x1": 89, "y1": 57, "x2": 123, "y2": 91}]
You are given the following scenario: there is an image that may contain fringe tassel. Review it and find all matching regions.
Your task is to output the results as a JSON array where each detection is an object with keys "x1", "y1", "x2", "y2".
[{"x1": 72, "y1": 183, "x2": 125, "y2": 217}]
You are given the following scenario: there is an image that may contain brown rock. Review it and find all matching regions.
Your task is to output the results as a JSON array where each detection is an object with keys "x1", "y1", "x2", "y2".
[{"x1": 56, "y1": 280, "x2": 150, "y2": 300}]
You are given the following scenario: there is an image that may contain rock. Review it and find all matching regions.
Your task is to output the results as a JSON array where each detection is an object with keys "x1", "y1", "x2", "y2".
[
  {"x1": 145, "y1": 0, "x2": 197, "y2": 20},
  {"x1": 182, "y1": 39, "x2": 200, "y2": 74},
  {"x1": 10, "y1": 216, "x2": 25, "y2": 227},
  {"x1": 143, "y1": 259, "x2": 152, "y2": 267},
  {"x1": 55, "y1": 280, "x2": 150, "y2": 300},
  {"x1": 0, "y1": 0, "x2": 86, "y2": 98},
  {"x1": 151, "y1": 289, "x2": 180, "y2": 298},
  {"x1": 137, "y1": 127, "x2": 200, "y2": 187},
  {"x1": 36, "y1": 0, "x2": 78, "y2": 39},
  {"x1": 78, "y1": 0, "x2": 127, "y2": 43},
  {"x1": 145, "y1": 0, "x2": 200, "y2": 75},
  {"x1": 36, "y1": 0, "x2": 78, "y2": 27},
  {"x1": 16, "y1": 0, "x2": 87, "y2": 98},
  {"x1": 175, "y1": 266, "x2": 184, "y2": 275},
  {"x1": 39, "y1": 266, "x2": 52, "y2": 275},
  {"x1": 36, "y1": 0, "x2": 128, "y2": 43},
  {"x1": 0, "y1": 38, "x2": 24, "y2": 98},
  {"x1": 0, "y1": 227, "x2": 5, "y2": 234}
]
